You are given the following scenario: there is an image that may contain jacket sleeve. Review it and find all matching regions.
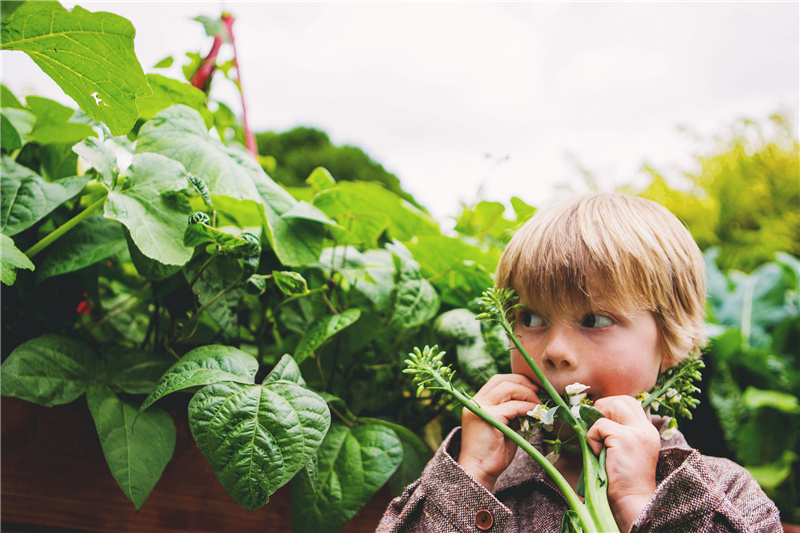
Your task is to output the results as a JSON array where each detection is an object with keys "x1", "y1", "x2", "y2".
[
  {"x1": 629, "y1": 448, "x2": 782, "y2": 533},
  {"x1": 376, "y1": 428, "x2": 513, "y2": 533}
]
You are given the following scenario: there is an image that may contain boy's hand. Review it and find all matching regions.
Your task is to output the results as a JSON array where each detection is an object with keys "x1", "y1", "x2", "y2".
[
  {"x1": 586, "y1": 395, "x2": 660, "y2": 533},
  {"x1": 458, "y1": 374, "x2": 540, "y2": 491}
]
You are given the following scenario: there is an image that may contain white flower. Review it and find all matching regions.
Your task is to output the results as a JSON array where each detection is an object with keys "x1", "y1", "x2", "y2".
[
  {"x1": 571, "y1": 404, "x2": 582, "y2": 419},
  {"x1": 666, "y1": 388, "x2": 679, "y2": 398},
  {"x1": 661, "y1": 419, "x2": 679, "y2": 441},
  {"x1": 527, "y1": 404, "x2": 549, "y2": 421},
  {"x1": 545, "y1": 450, "x2": 560, "y2": 464},
  {"x1": 566, "y1": 383, "x2": 590, "y2": 395},
  {"x1": 651, "y1": 401, "x2": 660, "y2": 412},
  {"x1": 569, "y1": 393, "x2": 586, "y2": 406},
  {"x1": 670, "y1": 394, "x2": 682, "y2": 403}
]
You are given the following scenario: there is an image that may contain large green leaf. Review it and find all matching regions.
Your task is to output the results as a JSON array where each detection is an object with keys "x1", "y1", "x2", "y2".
[
  {"x1": 405, "y1": 234, "x2": 497, "y2": 308},
  {"x1": 26, "y1": 96, "x2": 97, "y2": 145},
  {"x1": 263, "y1": 354, "x2": 306, "y2": 386},
  {"x1": 102, "y1": 347, "x2": 175, "y2": 395},
  {"x1": 87, "y1": 384, "x2": 175, "y2": 511},
  {"x1": 188, "y1": 380, "x2": 331, "y2": 510},
  {"x1": 0, "y1": 233, "x2": 33, "y2": 285},
  {"x1": 104, "y1": 153, "x2": 192, "y2": 265},
  {"x1": 0, "y1": 2, "x2": 150, "y2": 135},
  {"x1": 135, "y1": 105, "x2": 325, "y2": 266},
  {"x1": 0, "y1": 333, "x2": 98, "y2": 406},
  {"x1": 312, "y1": 186, "x2": 390, "y2": 247},
  {"x1": 35, "y1": 214, "x2": 126, "y2": 284},
  {"x1": 291, "y1": 422, "x2": 403, "y2": 533},
  {"x1": 294, "y1": 308, "x2": 362, "y2": 364},
  {"x1": 0, "y1": 156, "x2": 89, "y2": 236},
  {"x1": 1, "y1": 107, "x2": 35, "y2": 150},
  {"x1": 360, "y1": 417, "x2": 431, "y2": 495},
  {"x1": 387, "y1": 242, "x2": 439, "y2": 329},
  {"x1": 139, "y1": 345, "x2": 258, "y2": 412},
  {"x1": 73, "y1": 136, "x2": 119, "y2": 190},
  {"x1": 183, "y1": 222, "x2": 248, "y2": 249},
  {"x1": 182, "y1": 252, "x2": 244, "y2": 336},
  {"x1": 135, "y1": 73, "x2": 211, "y2": 126}
]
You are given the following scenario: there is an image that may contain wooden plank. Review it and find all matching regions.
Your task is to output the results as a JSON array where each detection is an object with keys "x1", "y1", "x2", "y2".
[{"x1": 1, "y1": 397, "x2": 393, "y2": 532}]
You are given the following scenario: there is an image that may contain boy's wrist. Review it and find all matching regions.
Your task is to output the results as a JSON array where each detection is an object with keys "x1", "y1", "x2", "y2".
[
  {"x1": 611, "y1": 493, "x2": 654, "y2": 532},
  {"x1": 457, "y1": 456, "x2": 499, "y2": 492}
]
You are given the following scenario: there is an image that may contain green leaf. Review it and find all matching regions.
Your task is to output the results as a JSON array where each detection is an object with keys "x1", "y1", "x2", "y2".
[
  {"x1": 742, "y1": 386, "x2": 800, "y2": 414},
  {"x1": 1, "y1": 107, "x2": 35, "y2": 150},
  {"x1": 1, "y1": 2, "x2": 151, "y2": 135},
  {"x1": 312, "y1": 186, "x2": 390, "y2": 247},
  {"x1": 26, "y1": 96, "x2": 96, "y2": 145},
  {"x1": 273, "y1": 270, "x2": 309, "y2": 296},
  {"x1": 1, "y1": 156, "x2": 89, "y2": 236},
  {"x1": 388, "y1": 242, "x2": 440, "y2": 329},
  {"x1": 35, "y1": 214, "x2": 126, "y2": 284},
  {"x1": 1, "y1": 233, "x2": 34, "y2": 285},
  {"x1": 104, "y1": 153, "x2": 192, "y2": 265},
  {"x1": 1, "y1": 83, "x2": 24, "y2": 108},
  {"x1": 102, "y1": 347, "x2": 175, "y2": 395},
  {"x1": 182, "y1": 252, "x2": 244, "y2": 335},
  {"x1": 360, "y1": 417, "x2": 431, "y2": 495},
  {"x1": 291, "y1": 422, "x2": 403, "y2": 533},
  {"x1": 0, "y1": 333, "x2": 98, "y2": 406},
  {"x1": 746, "y1": 450, "x2": 798, "y2": 491},
  {"x1": 263, "y1": 354, "x2": 306, "y2": 386},
  {"x1": 183, "y1": 222, "x2": 248, "y2": 249},
  {"x1": 152, "y1": 56, "x2": 173, "y2": 69},
  {"x1": 136, "y1": 74, "x2": 212, "y2": 127},
  {"x1": 73, "y1": 137, "x2": 119, "y2": 190},
  {"x1": 188, "y1": 380, "x2": 331, "y2": 510},
  {"x1": 578, "y1": 404, "x2": 605, "y2": 429},
  {"x1": 306, "y1": 166, "x2": 336, "y2": 191},
  {"x1": 86, "y1": 384, "x2": 176, "y2": 511},
  {"x1": 135, "y1": 105, "x2": 326, "y2": 266},
  {"x1": 139, "y1": 345, "x2": 258, "y2": 412},
  {"x1": 294, "y1": 308, "x2": 362, "y2": 364}
]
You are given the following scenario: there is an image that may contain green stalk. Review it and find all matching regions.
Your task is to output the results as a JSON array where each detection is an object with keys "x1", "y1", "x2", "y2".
[
  {"x1": 424, "y1": 369, "x2": 596, "y2": 531},
  {"x1": 25, "y1": 194, "x2": 107, "y2": 258}
]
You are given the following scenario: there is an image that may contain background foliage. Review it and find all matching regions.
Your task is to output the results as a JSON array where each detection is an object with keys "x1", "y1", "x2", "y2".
[{"x1": 1, "y1": 1, "x2": 798, "y2": 528}]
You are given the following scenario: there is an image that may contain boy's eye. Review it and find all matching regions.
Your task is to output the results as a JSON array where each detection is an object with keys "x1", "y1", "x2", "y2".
[
  {"x1": 521, "y1": 311, "x2": 544, "y2": 328},
  {"x1": 581, "y1": 314, "x2": 613, "y2": 328}
]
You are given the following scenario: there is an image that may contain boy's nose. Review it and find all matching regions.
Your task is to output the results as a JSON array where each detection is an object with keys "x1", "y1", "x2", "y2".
[{"x1": 541, "y1": 323, "x2": 578, "y2": 370}]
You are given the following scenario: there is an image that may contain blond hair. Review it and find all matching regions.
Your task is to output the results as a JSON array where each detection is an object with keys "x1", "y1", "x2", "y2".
[{"x1": 495, "y1": 193, "x2": 707, "y2": 365}]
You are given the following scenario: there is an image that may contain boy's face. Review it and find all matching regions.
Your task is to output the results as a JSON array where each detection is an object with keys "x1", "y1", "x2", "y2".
[{"x1": 510, "y1": 293, "x2": 664, "y2": 401}]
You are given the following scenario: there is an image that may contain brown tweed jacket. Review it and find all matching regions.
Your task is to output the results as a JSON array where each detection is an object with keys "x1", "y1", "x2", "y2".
[{"x1": 376, "y1": 418, "x2": 782, "y2": 532}]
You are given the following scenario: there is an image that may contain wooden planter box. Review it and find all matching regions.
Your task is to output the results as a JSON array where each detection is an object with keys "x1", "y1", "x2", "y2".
[{"x1": 1, "y1": 397, "x2": 393, "y2": 532}]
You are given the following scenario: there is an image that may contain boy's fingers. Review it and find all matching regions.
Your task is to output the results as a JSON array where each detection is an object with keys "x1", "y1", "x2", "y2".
[
  {"x1": 475, "y1": 379, "x2": 540, "y2": 406},
  {"x1": 593, "y1": 395, "x2": 648, "y2": 426},
  {"x1": 483, "y1": 400, "x2": 540, "y2": 425}
]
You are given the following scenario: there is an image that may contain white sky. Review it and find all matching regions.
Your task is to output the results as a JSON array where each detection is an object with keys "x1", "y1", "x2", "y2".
[{"x1": 3, "y1": 2, "x2": 798, "y2": 222}]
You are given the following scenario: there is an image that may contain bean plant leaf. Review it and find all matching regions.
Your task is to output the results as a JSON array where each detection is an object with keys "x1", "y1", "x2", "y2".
[
  {"x1": 388, "y1": 242, "x2": 440, "y2": 329},
  {"x1": 312, "y1": 186, "x2": 390, "y2": 247},
  {"x1": 294, "y1": 308, "x2": 362, "y2": 364},
  {"x1": 291, "y1": 422, "x2": 403, "y2": 533},
  {"x1": 742, "y1": 386, "x2": 800, "y2": 414},
  {"x1": 306, "y1": 166, "x2": 336, "y2": 191},
  {"x1": 86, "y1": 383, "x2": 176, "y2": 511},
  {"x1": 1, "y1": 156, "x2": 89, "y2": 236},
  {"x1": 360, "y1": 417, "x2": 431, "y2": 495},
  {"x1": 183, "y1": 222, "x2": 248, "y2": 249},
  {"x1": 36, "y1": 214, "x2": 126, "y2": 284},
  {"x1": 182, "y1": 252, "x2": 244, "y2": 336},
  {"x1": 135, "y1": 105, "x2": 325, "y2": 266},
  {"x1": 135, "y1": 73, "x2": 212, "y2": 126},
  {"x1": 0, "y1": 333, "x2": 98, "y2": 406},
  {"x1": 1, "y1": 233, "x2": 34, "y2": 285},
  {"x1": 188, "y1": 380, "x2": 331, "y2": 510},
  {"x1": 0, "y1": 1, "x2": 151, "y2": 135},
  {"x1": 139, "y1": 345, "x2": 258, "y2": 412},
  {"x1": 104, "y1": 152, "x2": 192, "y2": 265},
  {"x1": 1, "y1": 107, "x2": 35, "y2": 150},
  {"x1": 26, "y1": 96, "x2": 97, "y2": 145},
  {"x1": 102, "y1": 347, "x2": 175, "y2": 395},
  {"x1": 263, "y1": 354, "x2": 306, "y2": 387},
  {"x1": 73, "y1": 137, "x2": 120, "y2": 190},
  {"x1": 273, "y1": 270, "x2": 309, "y2": 296}
]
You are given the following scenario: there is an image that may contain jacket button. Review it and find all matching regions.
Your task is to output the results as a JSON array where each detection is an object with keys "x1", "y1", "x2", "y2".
[{"x1": 475, "y1": 509, "x2": 493, "y2": 530}]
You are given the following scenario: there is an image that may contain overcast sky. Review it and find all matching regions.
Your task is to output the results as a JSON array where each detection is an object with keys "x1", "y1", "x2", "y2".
[{"x1": 3, "y1": 2, "x2": 798, "y2": 222}]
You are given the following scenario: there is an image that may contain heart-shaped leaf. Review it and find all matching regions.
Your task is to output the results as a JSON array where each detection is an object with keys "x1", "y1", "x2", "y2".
[
  {"x1": 1, "y1": 155, "x2": 89, "y2": 236},
  {"x1": 1, "y1": 2, "x2": 150, "y2": 135},
  {"x1": 294, "y1": 308, "x2": 361, "y2": 364},
  {"x1": 0, "y1": 333, "x2": 98, "y2": 406},
  {"x1": 104, "y1": 152, "x2": 192, "y2": 265},
  {"x1": 139, "y1": 345, "x2": 258, "y2": 412},
  {"x1": 183, "y1": 222, "x2": 248, "y2": 249},
  {"x1": 290, "y1": 422, "x2": 403, "y2": 533},
  {"x1": 1, "y1": 233, "x2": 34, "y2": 285},
  {"x1": 188, "y1": 380, "x2": 331, "y2": 510},
  {"x1": 87, "y1": 384, "x2": 175, "y2": 511},
  {"x1": 263, "y1": 354, "x2": 306, "y2": 386}
]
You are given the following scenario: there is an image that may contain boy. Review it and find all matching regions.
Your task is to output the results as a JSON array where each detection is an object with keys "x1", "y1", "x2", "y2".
[{"x1": 377, "y1": 193, "x2": 781, "y2": 532}]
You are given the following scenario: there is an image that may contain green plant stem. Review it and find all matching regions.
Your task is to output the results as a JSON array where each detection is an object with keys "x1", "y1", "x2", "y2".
[
  {"x1": 425, "y1": 370, "x2": 596, "y2": 530},
  {"x1": 25, "y1": 194, "x2": 106, "y2": 258}
]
